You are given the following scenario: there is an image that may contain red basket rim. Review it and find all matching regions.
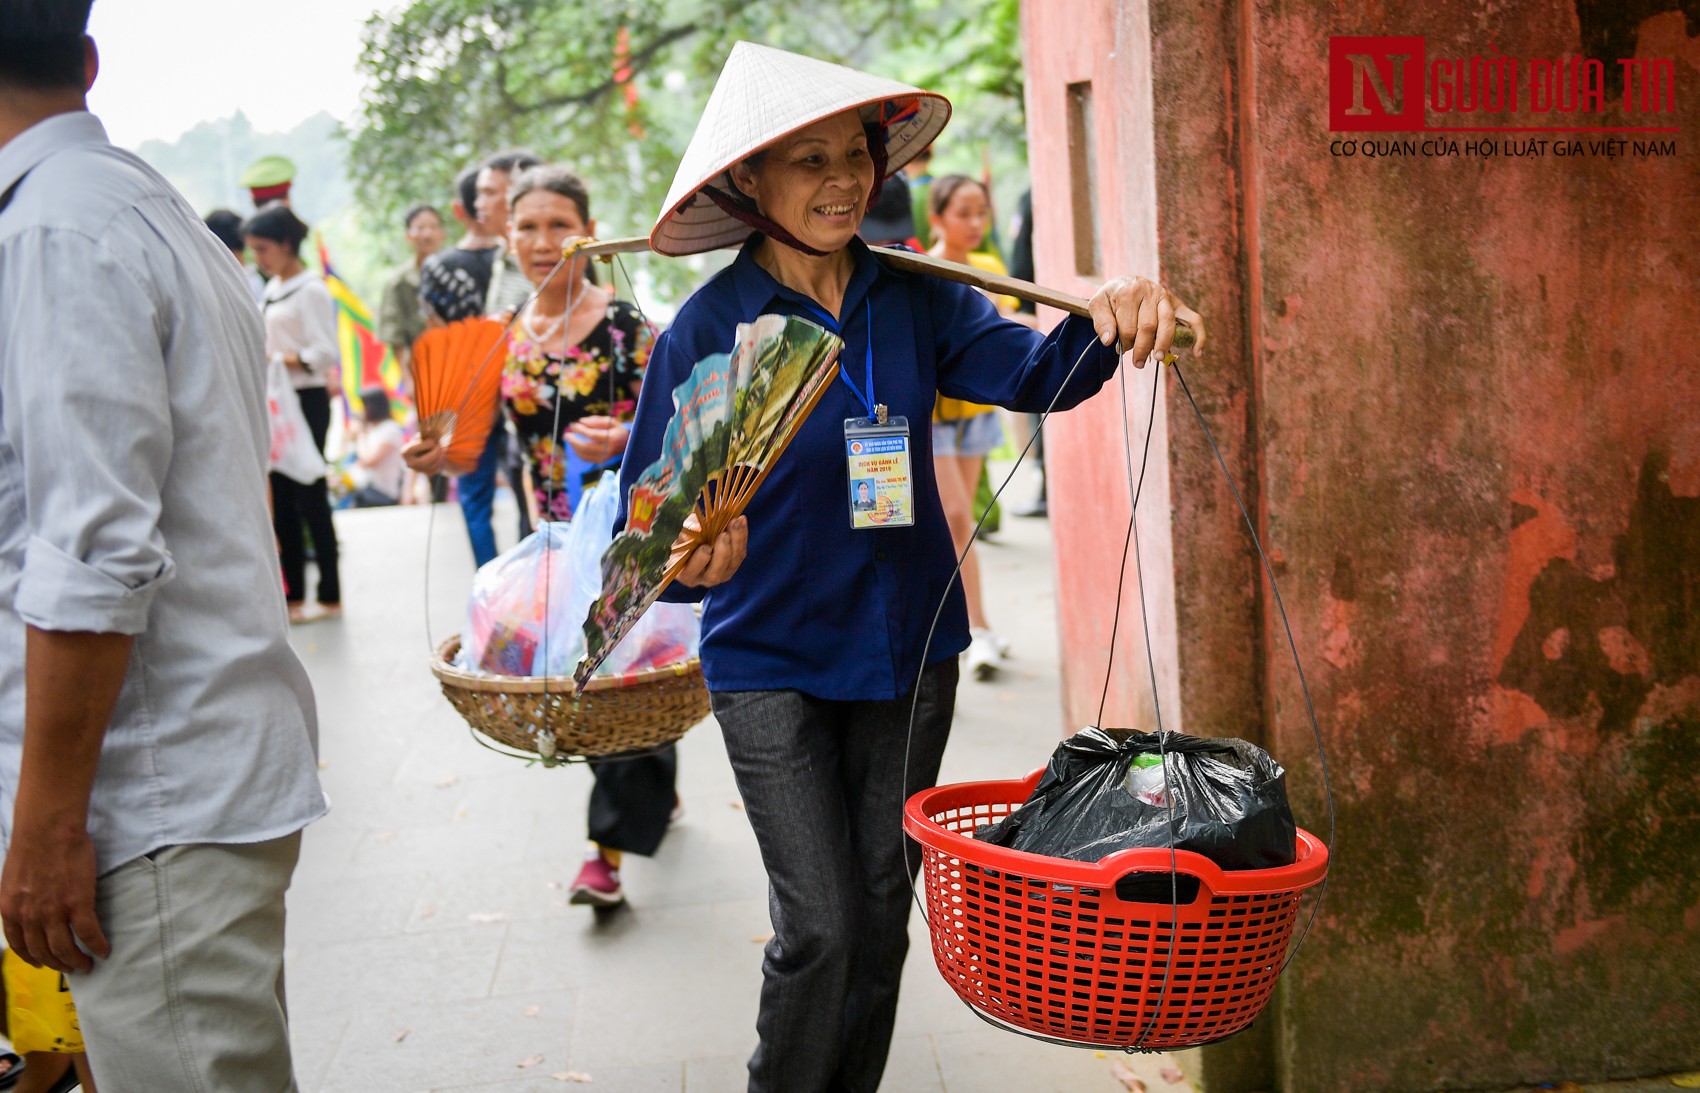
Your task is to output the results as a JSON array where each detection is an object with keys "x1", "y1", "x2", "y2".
[{"x1": 904, "y1": 770, "x2": 1329, "y2": 895}]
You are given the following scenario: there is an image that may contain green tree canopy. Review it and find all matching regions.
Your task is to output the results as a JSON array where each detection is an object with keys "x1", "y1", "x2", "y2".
[{"x1": 350, "y1": 0, "x2": 1024, "y2": 304}]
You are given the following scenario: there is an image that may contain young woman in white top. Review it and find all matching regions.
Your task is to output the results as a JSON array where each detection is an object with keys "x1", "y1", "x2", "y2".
[{"x1": 244, "y1": 202, "x2": 342, "y2": 622}]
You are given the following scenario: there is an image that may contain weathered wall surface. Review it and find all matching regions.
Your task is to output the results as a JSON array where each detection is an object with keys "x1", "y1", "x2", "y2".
[
  {"x1": 1024, "y1": 1, "x2": 1700, "y2": 1089},
  {"x1": 1022, "y1": 0, "x2": 1186, "y2": 737}
]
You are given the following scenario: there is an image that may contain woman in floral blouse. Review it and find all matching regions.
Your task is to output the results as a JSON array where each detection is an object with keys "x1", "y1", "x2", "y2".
[
  {"x1": 405, "y1": 165, "x2": 672, "y2": 908},
  {"x1": 499, "y1": 170, "x2": 652, "y2": 523}
]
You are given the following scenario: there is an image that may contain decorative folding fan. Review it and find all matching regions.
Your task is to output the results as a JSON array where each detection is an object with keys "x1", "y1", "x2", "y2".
[
  {"x1": 408, "y1": 317, "x2": 509, "y2": 475},
  {"x1": 573, "y1": 314, "x2": 843, "y2": 690}
]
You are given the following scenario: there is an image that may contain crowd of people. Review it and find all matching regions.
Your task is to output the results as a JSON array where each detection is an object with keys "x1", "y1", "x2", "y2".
[{"x1": 0, "y1": 8, "x2": 1199, "y2": 1091}]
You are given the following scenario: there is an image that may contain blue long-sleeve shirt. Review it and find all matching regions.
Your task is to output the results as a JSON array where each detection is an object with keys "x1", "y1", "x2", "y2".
[{"x1": 617, "y1": 237, "x2": 1119, "y2": 700}]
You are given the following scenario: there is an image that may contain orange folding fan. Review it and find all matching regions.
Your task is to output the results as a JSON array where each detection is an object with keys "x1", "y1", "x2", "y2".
[{"x1": 409, "y1": 318, "x2": 509, "y2": 475}]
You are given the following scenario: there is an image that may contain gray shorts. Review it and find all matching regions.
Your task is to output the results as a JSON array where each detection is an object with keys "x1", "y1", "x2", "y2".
[
  {"x1": 931, "y1": 412, "x2": 1003, "y2": 458},
  {"x1": 68, "y1": 833, "x2": 302, "y2": 1091}
]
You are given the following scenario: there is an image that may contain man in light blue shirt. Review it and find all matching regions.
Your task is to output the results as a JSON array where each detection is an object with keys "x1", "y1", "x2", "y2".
[{"x1": 0, "y1": 5, "x2": 327, "y2": 1087}]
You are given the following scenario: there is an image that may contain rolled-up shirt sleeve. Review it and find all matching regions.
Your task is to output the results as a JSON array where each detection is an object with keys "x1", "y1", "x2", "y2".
[{"x1": 0, "y1": 225, "x2": 175, "y2": 634}]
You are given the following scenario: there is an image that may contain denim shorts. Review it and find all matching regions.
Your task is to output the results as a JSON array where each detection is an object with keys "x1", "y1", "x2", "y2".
[{"x1": 931, "y1": 411, "x2": 1003, "y2": 458}]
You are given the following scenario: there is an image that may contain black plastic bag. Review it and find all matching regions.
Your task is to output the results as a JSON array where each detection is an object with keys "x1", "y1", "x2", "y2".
[{"x1": 975, "y1": 728, "x2": 1297, "y2": 870}]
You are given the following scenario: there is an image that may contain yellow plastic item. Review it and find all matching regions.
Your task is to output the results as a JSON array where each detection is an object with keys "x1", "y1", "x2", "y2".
[
  {"x1": 2, "y1": 948, "x2": 84, "y2": 1054},
  {"x1": 1670, "y1": 1073, "x2": 1700, "y2": 1089}
]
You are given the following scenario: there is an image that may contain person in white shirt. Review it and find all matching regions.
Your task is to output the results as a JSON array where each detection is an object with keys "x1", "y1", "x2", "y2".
[
  {"x1": 0, "y1": 8, "x2": 327, "y2": 1088},
  {"x1": 349, "y1": 386, "x2": 409, "y2": 507},
  {"x1": 243, "y1": 201, "x2": 345, "y2": 623}
]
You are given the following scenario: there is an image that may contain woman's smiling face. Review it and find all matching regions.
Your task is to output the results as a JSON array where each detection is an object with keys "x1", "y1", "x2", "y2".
[{"x1": 732, "y1": 111, "x2": 875, "y2": 254}]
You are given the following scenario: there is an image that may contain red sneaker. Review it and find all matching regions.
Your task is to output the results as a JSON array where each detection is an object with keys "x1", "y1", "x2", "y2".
[{"x1": 569, "y1": 851, "x2": 625, "y2": 907}]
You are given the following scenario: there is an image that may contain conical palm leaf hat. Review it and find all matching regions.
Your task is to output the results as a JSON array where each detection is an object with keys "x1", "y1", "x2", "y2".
[{"x1": 651, "y1": 42, "x2": 951, "y2": 257}]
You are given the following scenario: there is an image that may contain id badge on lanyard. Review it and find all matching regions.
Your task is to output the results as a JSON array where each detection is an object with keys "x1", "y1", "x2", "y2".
[
  {"x1": 797, "y1": 297, "x2": 916, "y2": 530},
  {"x1": 845, "y1": 416, "x2": 914, "y2": 529}
]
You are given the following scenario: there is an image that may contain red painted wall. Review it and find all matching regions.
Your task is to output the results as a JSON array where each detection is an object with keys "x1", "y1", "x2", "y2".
[
  {"x1": 1023, "y1": 1, "x2": 1184, "y2": 735},
  {"x1": 1024, "y1": 1, "x2": 1700, "y2": 1089}
]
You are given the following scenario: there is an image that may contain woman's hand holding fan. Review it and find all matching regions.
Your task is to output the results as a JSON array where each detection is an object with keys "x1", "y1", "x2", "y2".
[
  {"x1": 401, "y1": 434, "x2": 448, "y2": 477},
  {"x1": 672, "y1": 513, "x2": 748, "y2": 588}
]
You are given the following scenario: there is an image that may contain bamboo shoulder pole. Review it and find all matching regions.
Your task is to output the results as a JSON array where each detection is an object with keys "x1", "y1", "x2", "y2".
[{"x1": 567, "y1": 237, "x2": 1197, "y2": 348}]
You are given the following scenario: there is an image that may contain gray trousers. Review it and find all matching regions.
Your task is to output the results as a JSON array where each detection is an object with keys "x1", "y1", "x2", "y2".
[
  {"x1": 710, "y1": 659, "x2": 958, "y2": 1093},
  {"x1": 67, "y1": 833, "x2": 302, "y2": 1092}
]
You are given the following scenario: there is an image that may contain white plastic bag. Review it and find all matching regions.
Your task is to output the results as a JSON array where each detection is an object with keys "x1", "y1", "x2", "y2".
[
  {"x1": 266, "y1": 356, "x2": 326, "y2": 484},
  {"x1": 459, "y1": 522, "x2": 576, "y2": 676},
  {"x1": 459, "y1": 474, "x2": 698, "y2": 678}
]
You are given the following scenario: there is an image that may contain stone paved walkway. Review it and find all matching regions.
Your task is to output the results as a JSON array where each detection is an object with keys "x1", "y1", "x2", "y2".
[
  {"x1": 12, "y1": 479, "x2": 1677, "y2": 1091},
  {"x1": 282, "y1": 482, "x2": 1200, "y2": 1092}
]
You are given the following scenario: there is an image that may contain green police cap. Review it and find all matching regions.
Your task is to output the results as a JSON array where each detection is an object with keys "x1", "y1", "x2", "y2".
[{"x1": 239, "y1": 155, "x2": 297, "y2": 199}]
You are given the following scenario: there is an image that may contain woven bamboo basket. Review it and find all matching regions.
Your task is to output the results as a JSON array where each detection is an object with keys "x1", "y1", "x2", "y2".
[{"x1": 430, "y1": 637, "x2": 710, "y2": 760}]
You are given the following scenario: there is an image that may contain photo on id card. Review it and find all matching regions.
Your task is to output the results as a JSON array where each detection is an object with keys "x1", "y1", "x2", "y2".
[{"x1": 845, "y1": 417, "x2": 914, "y2": 529}]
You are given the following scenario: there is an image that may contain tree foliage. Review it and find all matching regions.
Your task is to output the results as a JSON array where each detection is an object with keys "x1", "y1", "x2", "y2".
[{"x1": 349, "y1": 0, "x2": 1025, "y2": 300}]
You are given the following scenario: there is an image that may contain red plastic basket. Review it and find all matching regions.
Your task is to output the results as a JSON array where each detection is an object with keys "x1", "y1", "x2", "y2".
[{"x1": 903, "y1": 770, "x2": 1329, "y2": 1050}]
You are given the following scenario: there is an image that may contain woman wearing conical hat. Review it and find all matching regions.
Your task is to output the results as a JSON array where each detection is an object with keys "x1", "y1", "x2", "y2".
[{"x1": 618, "y1": 44, "x2": 1203, "y2": 1092}]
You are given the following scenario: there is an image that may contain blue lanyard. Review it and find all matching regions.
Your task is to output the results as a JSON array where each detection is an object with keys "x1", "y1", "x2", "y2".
[{"x1": 799, "y1": 298, "x2": 879, "y2": 421}]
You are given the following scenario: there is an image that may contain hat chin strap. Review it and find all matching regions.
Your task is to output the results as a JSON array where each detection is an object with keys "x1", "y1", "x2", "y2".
[
  {"x1": 698, "y1": 123, "x2": 892, "y2": 258},
  {"x1": 699, "y1": 186, "x2": 832, "y2": 257}
]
